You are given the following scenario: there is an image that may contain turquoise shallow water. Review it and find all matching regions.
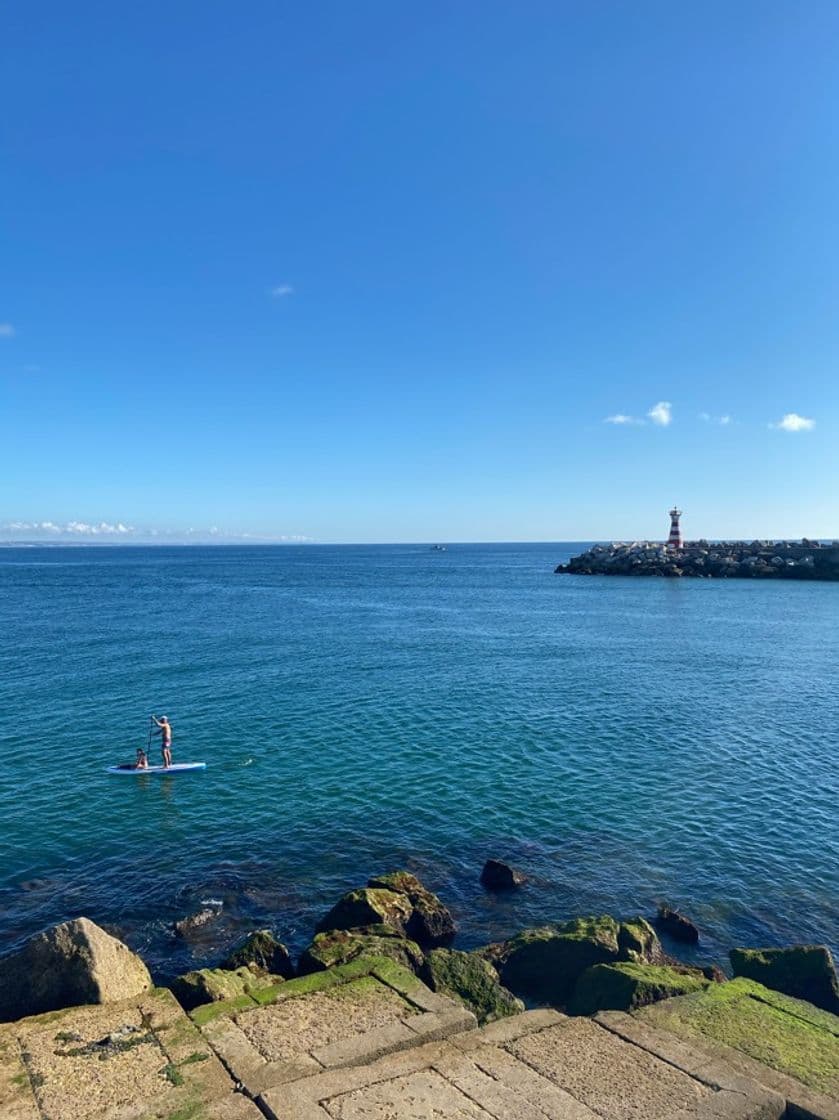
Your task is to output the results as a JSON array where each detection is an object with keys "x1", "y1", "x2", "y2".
[{"x1": 0, "y1": 543, "x2": 837, "y2": 979}]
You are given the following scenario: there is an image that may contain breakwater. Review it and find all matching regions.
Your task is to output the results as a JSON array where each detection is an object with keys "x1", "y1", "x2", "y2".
[{"x1": 556, "y1": 539, "x2": 839, "y2": 580}]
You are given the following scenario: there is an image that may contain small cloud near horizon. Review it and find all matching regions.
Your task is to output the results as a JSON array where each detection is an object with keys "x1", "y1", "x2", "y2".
[
  {"x1": 604, "y1": 413, "x2": 643, "y2": 425},
  {"x1": 0, "y1": 519, "x2": 313, "y2": 543},
  {"x1": 771, "y1": 412, "x2": 815, "y2": 432},
  {"x1": 0, "y1": 323, "x2": 15, "y2": 337},
  {"x1": 647, "y1": 400, "x2": 672, "y2": 426},
  {"x1": 270, "y1": 284, "x2": 294, "y2": 298}
]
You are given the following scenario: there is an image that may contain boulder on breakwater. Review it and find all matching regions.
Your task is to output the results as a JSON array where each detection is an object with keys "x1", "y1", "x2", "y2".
[{"x1": 556, "y1": 538, "x2": 839, "y2": 580}]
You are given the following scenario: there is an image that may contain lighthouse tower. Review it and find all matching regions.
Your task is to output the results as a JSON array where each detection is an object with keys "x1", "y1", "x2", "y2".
[{"x1": 667, "y1": 506, "x2": 683, "y2": 550}]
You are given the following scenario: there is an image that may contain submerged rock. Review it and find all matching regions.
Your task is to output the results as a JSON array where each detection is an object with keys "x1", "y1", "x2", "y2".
[
  {"x1": 368, "y1": 872, "x2": 456, "y2": 946},
  {"x1": 0, "y1": 917, "x2": 152, "y2": 1022},
  {"x1": 220, "y1": 929, "x2": 294, "y2": 978},
  {"x1": 298, "y1": 926, "x2": 425, "y2": 976},
  {"x1": 730, "y1": 945, "x2": 839, "y2": 1014},
  {"x1": 480, "y1": 860, "x2": 526, "y2": 891},
  {"x1": 568, "y1": 961, "x2": 709, "y2": 1016},
  {"x1": 421, "y1": 949, "x2": 524, "y2": 1025},
  {"x1": 173, "y1": 907, "x2": 221, "y2": 939},
  {"x1": 655, "y1": 906, "x2": 700, "y2": 944},
  {"x1": 171, "y1": 964, "x2": 284, "y2": 1011}
]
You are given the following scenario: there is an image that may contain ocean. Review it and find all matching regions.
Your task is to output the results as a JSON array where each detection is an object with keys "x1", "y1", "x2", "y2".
[{"x1": 1, "y1": 543, "x2": 836, "y2": 979}]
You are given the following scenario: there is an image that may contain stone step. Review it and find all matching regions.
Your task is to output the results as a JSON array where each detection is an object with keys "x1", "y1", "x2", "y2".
[{"x1": 256, "y1": 1008, "x2": 787, "y2": 1119}]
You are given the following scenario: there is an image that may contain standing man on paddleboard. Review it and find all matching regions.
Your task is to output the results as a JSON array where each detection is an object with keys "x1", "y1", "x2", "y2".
[{"x1": 152, "y1": 715, "x2": 173, "y2": 768}]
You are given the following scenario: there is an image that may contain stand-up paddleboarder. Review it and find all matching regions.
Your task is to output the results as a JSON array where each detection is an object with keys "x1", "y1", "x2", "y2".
[{"x1": 151, "y1": 714, "x2": 173, "y2": 768}]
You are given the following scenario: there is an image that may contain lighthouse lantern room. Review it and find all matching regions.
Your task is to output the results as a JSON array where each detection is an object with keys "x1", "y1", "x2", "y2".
[{"x1": 667, "y1": 507, "x2": 683, "y2": 550}]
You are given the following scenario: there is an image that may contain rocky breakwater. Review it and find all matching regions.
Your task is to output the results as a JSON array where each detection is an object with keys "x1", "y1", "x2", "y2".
[{"x1": 556, "y1": 538, "x2": 839, "y2": 580}]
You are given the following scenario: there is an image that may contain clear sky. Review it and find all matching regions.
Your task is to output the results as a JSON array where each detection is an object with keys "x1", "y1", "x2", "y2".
[{"x1": 2, "y1": 1, "x2": 838, "y2": 543}]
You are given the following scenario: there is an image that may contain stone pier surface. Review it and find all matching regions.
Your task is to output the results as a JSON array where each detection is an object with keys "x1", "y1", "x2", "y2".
[
  {"x1": 556, "y1": 539, "x2": 839, "y2": 580},
  {"x1": 4, "y1": 961, "x2": 838, "y2": 1118},
  {"x1": 0, "y1": 986, "x2": 261, "y2": 1120}
]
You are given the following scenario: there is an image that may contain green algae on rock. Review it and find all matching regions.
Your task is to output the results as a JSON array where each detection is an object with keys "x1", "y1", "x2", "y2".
[
  {"x1": 636, "y1": 977, "x2": 839, "y2": 1098},
  {"x1": 729, "y1": 945, "x2": 839, "y2": 1014},
  {"x1": 367, "y1": 871, "x2": 456, "y2": 946},
  {"x1": 298, "y1": 925, "x2": 425, "y2": 976},
  {"x1": 421, "y1": 948, "x2": 523, "y2": 1025},
  {"x1": 171, "y1": 965, "x2": 286, "y2": 1012},
  {"x1": 568, "y1": 961, "x2": 709, "y2": 1016},
  {"x1": 220, "y1": 930, "x2": 294, "y2": 978},
  {"x1": 486, "y1": 915, "x2": 669, "y2": 1006},
  {"x1": 315, "y1": 887, "x2": 414, "y2": 937}
]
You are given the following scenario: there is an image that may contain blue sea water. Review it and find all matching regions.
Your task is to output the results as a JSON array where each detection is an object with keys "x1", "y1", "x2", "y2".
[{"x1": 0, "y1": 543, "x2": 837, "y2": 979}]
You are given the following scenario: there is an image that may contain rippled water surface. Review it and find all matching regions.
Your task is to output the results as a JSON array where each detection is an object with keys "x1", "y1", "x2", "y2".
[{"x1": 1, "y1": 543, "x2": 836, "y2": 977}]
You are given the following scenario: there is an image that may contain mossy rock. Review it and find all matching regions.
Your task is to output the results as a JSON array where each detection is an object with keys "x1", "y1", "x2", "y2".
[
  {"x1": 170, "y1": 965, "x2": 285, "y2": 1011},
  {"x1": 368, "y1": 871, "x2": 456, "y2": 947},
  {"x1": 568, "y1": 961, "x2": 709, "y2": 1016},
  {"x1": 491, "y1": 916, "x2": 622, "y2": 1005},
  {"x1": 220, "y1": 930, "x2": 294, "y2": 978},
  {"x1": 618, "y1": 917, "x2": 664, "y2": 964},
  {"x1": 298, "y1": 926, "x2": 425, "y2": 976},
  {"x1": 421, "y1": 949, "x2": 523, "y2": 1025},
  {"x1": 637, "y1": 977, "x2": 839, "y2": 1097},
  {"x1": 316, "y1": 887, "x2": 414, "y2": 936},
  {"x1": 730, "y1": 945, "x2": 839, "y2": 1015}
]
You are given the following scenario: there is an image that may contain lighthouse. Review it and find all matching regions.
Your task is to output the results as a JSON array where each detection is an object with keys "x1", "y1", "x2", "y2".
[{"x1": 667, "y1": 506, "x2": 683, "y2": 550}]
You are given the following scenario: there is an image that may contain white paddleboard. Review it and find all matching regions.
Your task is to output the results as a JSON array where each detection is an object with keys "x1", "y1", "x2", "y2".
[{"x1": 106, "y1": 762, "x2": 207, "y2": 775}]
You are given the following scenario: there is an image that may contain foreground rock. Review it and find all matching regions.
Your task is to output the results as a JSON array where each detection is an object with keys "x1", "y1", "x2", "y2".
[
  {"x1": 486, "y1": 914, "x2": 665, "y2": 1005},
  {"x1": 220, "y1": 929, "x2": 294, "y2": 978},
  {"x1": 317, "y1": 871, "x2": 456, "y2": 947},
  {"x1": 298, "y1": 925, "x2": 425, "y2": 976},
  {"x1": 480, "y1": 859, "x2": 526, "y2": 890},
  {"x1": 730, "y1": 945, "x2": 839, "y2": 1014},
  {"x1": 656, "y1": 905, "x2": 700, "y2": 943},
  {"x1": 171, "y1": 964, "x2": 286, "y2": 1011},
  {"x1": 0, "y1": 917, "x2": 152, "y2": 1022},
  {"x1": 569, "y1": 961, "x2": 710, "y2": 1015},
  {"x1": 421, "y1": 948, "x2": 524, "y2": 1024}
]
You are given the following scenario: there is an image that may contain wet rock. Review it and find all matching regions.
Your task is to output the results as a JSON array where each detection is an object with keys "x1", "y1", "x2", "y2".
[
  {"x1": 702, "y1": 964, "x2": 728, "y2": 983},
  {"x1": 298, "y1": 926, "x2": 425, "y2": 976},
  {"x1": 655, "y1": 906, "x2": 700, "y2": 944},
  {"x1": 730, "y1": 945, "x2": 839, "y2": 1014},
  {"x1": 480, "y1": 860, "x2": 526, "y2": 891},
  {"x1": 170, "y1": 964, "x2": 284, "y2": 1011},
  {"x1": 173, "y1": 907, "x2": 222, "y2": 939},
  {"x1": 220, "y1": 929, "x2": 294, "y2": 978},
  {"x1": 568, "y1": 962, "x2": 710, "y2": 1016},
  {"x1": 486, "y1": 916, "x2": 622, "y2": 1005},
  {"x1": 315, "y1": 888, "x2": 414, "y2": 938},
  {"x1": 421, "y1": 949, "x2": 524, "y2": 1025},
  {"x1": 618, "y1": 917, "x2": 665, "y2": 963},
  {"x1": 0, "y1": 917, "x2": 152, "y2": 1022},
  {"x1": 368, "y1": 871, "x2": 457, "y2": 947}
]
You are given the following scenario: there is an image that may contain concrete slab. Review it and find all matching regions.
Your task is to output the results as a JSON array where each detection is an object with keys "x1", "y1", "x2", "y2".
[
  {"x1": 196, "y1": 955, "x2": 477, "y2": 1101},
  {"x1": 0, "y1": 987, "x2": 260, "y2": 1120},
  {"x1": 635, "y1": 979, "x2": 839, "y2": 1120},
  {"x1": 259, "y1": 1008, "x2": 782, "y2": 1120}
]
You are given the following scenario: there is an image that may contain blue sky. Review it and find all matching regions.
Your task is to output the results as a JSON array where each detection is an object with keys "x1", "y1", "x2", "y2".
[{"x1": 2, "y1": 1, "x2": 837, "y2": 542}]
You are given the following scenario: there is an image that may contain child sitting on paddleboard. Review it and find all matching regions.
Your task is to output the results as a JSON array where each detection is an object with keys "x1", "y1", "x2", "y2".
[{"x1": 135, "y1": 748, "x2": 149, "y2": 769}]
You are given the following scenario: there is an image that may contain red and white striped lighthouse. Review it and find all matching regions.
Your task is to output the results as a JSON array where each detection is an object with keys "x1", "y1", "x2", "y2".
[{"x1": 667, "y1": 506, "x2": 683, "y2": 550}]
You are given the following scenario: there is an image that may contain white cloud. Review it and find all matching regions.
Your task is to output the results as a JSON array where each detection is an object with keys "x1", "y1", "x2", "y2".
[
  {"x1": 647, "y1": 400, "x2": 672, "y2": 426},
  {"x1": 270, "y1": 284, "x2": 294, "y2": 298},
  {"x1": 0, "y1": 520, "x2": 314, "y2": 544},
  {"x1": 720, "y1": 414, "x2": 732, "y2": 425},
  {"x1": 771, "y1": 412, "x2": 815, "y2": 432},
  {"x1": 604, "y1": 413, "x2": 642, "y2": 425},
  {"x1": 699, "y1": 412, "x2": 733, "y2": 425},
  {"x1": 0, "y1": 323, "x2": 15, "y2": 337}
]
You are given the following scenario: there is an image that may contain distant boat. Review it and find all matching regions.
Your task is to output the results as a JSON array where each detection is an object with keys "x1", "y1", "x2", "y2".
[{"x1": 430, "y1": 545, "x2": 447, "y2": 551}]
